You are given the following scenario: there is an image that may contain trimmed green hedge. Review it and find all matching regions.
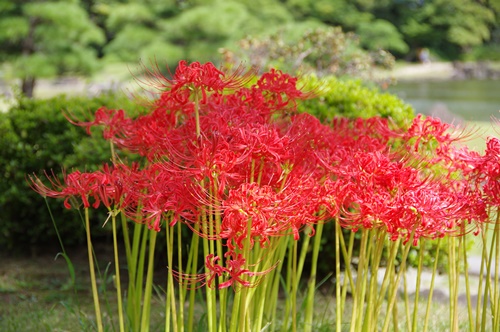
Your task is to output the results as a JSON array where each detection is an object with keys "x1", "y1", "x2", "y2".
[
  {"x1": 0, "y1": 93, "x2": 144, "y2": 252},
  {"x1": 299, "y1": 75, "x2": 414, "y2": 126}
]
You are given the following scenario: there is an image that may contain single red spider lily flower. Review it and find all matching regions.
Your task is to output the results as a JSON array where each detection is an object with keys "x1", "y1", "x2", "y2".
[
  {"x1": 402, "y1": 114, "x2": 473, "y2": 164},
  {"x1": 253, "y1": 68, "x2": 313, "y2": 111},
  {"x1": 30, "y1": 170, "x2": 101, "y2": 209},
  {"x1": 147, "y1": 61, "x2": 256, "y2": 114},
  {"x1": 65, "y1": 107, "x2": 132, "y2": 141},
  {"x1": 205, "y1": 252, "x2": 277, "y2": 289},
  {"x1": 171, "y1": 61, "x2": 256, "y2": 94},
  {"x1": 475, "y1": 138, "x2": 500, "y2": 206}
]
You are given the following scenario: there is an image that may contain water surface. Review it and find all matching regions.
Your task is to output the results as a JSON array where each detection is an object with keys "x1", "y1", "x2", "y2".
[{"x1": 388, "y1": 79, "x2": 500, "y2": 122}]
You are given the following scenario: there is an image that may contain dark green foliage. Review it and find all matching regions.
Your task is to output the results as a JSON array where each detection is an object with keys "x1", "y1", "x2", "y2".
[
  {"x1": 298, "y1": 76, "x2": 415, "y2": 127},
  {"x1": 0, "y1": 93, "x2": 145, "y2": 253},
  {"x1": 466, "y1": 44, "x2": 500, "y2": 61},
  {"x1": 0, "y1": 0, "x2": 105, "y2": 97}
]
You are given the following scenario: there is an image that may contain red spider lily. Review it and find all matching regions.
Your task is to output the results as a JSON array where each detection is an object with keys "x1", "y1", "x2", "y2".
[
  {"x1": 33, "y1": 60, "x2": 495, "y2": 294},
  {"x1": 253, "y1": 68, "x2": 312, "y2": 111},
  {"x1": 152, "y1": 61, "x2": 256, "y2": 114},
  {"x1": 331, "y1": 145, "x2": 480, "y2": 243},
  {"x1": 30, "y1": 170, "x2": 101, "y2": 209},
  {"x1": 468, "y1": 137, "x2": 500, "y2": 207},
  {"x1": 30, "y1": 164, "x2": 137, "y2": 212},
  {"x1": 221, "y1": 178, "x2": 323, "y2": 250},
  {"x1": 205, "y1": 251, "x2": 277, "y2": 289},
  {"x1": 65, "y1": 107, "x2": 133, "y2": 141},
  {"x1": 401, "y1": 114, "x2": 476, "y2": 165},
  {"x1": 405, "y1": 114, "x2": 454, "y2": 150}
]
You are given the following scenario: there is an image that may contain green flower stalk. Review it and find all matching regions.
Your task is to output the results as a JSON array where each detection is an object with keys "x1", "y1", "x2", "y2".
[{"x1": 84, "y1": 207, "x2": 103, "y2": 332}]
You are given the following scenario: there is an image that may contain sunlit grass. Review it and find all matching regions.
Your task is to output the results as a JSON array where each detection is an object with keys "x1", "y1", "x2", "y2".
[
  {"x1": 1, "y1": 283, "x2": 487, "y2": 332},
  {"x1": 0, "y1": 249, "x2": 491, "y2": 332},
  {"x1": 464, "y1": 120, "x2": 499, "y2": 153}
]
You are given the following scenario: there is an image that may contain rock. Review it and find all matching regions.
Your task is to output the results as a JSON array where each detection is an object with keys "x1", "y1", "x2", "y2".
[{"x1": 452, "y1": 61, "x2": 500, "y2": 80}]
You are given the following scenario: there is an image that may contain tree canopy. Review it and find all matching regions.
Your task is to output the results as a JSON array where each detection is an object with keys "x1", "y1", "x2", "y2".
[
  {"x1": 0, "y1": 0, "x2": 105, "y2": 97},
  {"x1": 0, "y1": 0, "x2": 498, "y2": 97}
]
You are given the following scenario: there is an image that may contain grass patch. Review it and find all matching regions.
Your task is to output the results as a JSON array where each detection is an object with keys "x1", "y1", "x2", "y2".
[
  {"x1": 0, "y1": 248, "x2": 491, "y2": 331},
  {"x1": 464, "y1": 120, "x2": 499, "y2": 153}
]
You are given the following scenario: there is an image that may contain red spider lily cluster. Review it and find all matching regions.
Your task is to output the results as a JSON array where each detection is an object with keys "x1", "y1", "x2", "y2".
[{"x1": 31, "y1": 60, "x2": 493, "y2": 289}]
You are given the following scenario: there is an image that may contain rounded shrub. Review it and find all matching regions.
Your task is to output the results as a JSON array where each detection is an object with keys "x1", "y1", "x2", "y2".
[
  {"x1": 0, "y1": 93, "x2": 145, "y2": 253},
  {"x1": 298, "y1": 75, "x2": 415, "y2": 127}
]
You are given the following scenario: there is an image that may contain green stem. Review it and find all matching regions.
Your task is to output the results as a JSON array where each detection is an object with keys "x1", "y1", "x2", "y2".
[
  {"x1": 423, "y1": 238, "x2": 441, "y2": 332},
  {"x1": 140, "y1": 229, "x2": 158, "y2": 332},
  {"x1": 177, "y1": 221, "x2": 185, "y2": 332},
  {"x1": 340, "y1": 230, "x2": 356, "y2": 320},
  {"x1": 492, "y1": 212, "x2": 500, "y2": 332},
  {"x1": 269, "y1": 237, "x2": 289, "y2": 332},
  {"x1": 230, "y1": 289, "x2": 242, "y2": 332},
  {"x1": 475, "y1": 223, "x2": 487, "y2": 332},
  {"x1": 251, "y1": 240, "x2": 282, "y2": 331},
  {"x1": 481, "y1": 226, "x2": 495, "y2": 332},
  {"x1": 381, "y1": 234, "x2": 414, "y2": 332},
  {"x1": 237, "y1": 217, "x2": 254, "y2": 332},
  {"x1": 304, "y1": 220, "x2": 326, "y2": 331},
  {"x1": 212, "y1": 181, "x2": 227, "y2": 332},
  {"x1": 202, "y1": 212, "x2": 216, "y2": 332},
  {"x1": 411, "y1": 240, "x2": 425, "y2": 332},
  {"x1": 363, "y1": 229, "x2": 385, "y2": 332},
  {"x1": 127, "y1": 222, "x2": 144, "y2": 331},
  {"x1": 85, "y1": 207, "x2": 103, "y2": 332},
  {"x1": 111, "y1": 212, "x2": 125, "y2": 332},
  {"x1": 120, "y1": 213, "x2": 132, "y2": 276},
  {"x1": 193, "y1": 87, "x2": 201, "y2": 138},
  {"x1": 335, "y1": 222, "x2": 342, "y2": 332},
  {"x1": 186, "y1": 223, "x2": 200, "y2": 332},
  {"x1": 44, "y1": 196, "x2": 66, "y2": 254},
  {"x1": 350, "y1": 229, "x2": 369, "y2": 332},
  {"x1": 281, "y1": 243, "x2": 294, "y2": 332},
  {"x1": 297, "y1": 229, "x2": 312, "y2": 290},
  {"x1": 462, "y1": 233, "x2": 474, "y2": 332},
  {"x1": 448, "y1": 236, "x2": 458, "y2": 332},
  {"x1": 166, "y1": 222, "x2": 178, "y2": 332},
  {"x1": 291, "y1": 239, "x2": 298, "y2": 332},
  {"x1": 403, "y1": 266, "x2": 411, "y2": 331},
  {"x1": 375, "y1": 238, "x2": 401, "y2": 317}
]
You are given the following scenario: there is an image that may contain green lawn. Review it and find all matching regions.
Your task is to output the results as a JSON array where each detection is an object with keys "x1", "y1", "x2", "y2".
[
  {"x1": 464, "y1": 120, "x2": 499, "y2": 153},
  {"x1": 0, "y1": 248, "x2": 492, "y2": 332}
]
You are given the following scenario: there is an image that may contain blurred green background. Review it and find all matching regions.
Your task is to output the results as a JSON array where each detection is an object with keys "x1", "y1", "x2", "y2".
[{"x1": 1, "y1": 0, "x2": 499, "y2": 98}]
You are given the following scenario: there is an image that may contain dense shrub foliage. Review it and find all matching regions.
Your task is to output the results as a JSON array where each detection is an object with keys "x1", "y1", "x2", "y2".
[
  {"x1": 298, "y1": 75, "x2": 414, "y2": 126},
  {"x1": 0, "y1": 93, "x2": 143, "y2": 252}
]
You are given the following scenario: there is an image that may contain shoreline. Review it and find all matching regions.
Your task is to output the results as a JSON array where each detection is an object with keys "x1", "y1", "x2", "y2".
[
  {"x1": 390, "y1": 62, "x2": 455, "y2": 81},
  {"x1": 382, "y1": 61, "x2": 500, "y2": 82}
]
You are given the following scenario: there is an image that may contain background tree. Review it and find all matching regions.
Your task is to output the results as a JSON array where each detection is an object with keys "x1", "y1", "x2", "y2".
[
  {"x1": 0, "y1": 0, "x2": 105, "y2": 97},
  {"x1": 283, "y1": 0, "x2": 498, "y2": 61},
  {"x1": 375, "y1": 0, "x2": 496, "y2": 59},
  {"x1": 2, "y1": 0, "x2": 499, "y2": 98},
  {"x1": 221, "y1": 26, "x2": 395, "y2": 81},
  {"x1": 94, "y1": 0, "x2": 184, "y2": 65},
  {"x1": 94, "y1": 0, "x2": 296, "y2": 66},
  {"x1": 148, "y1": 0, "x2": 294, "y2": 64},
  {"x1": 356, "y1": 19, "x2": 409, "y2": 55}
]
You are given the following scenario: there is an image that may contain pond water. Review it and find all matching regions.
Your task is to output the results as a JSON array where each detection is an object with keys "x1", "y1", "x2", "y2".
[{"x1": 388, "y1": 79, "x2": 500, "y2": 123}]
